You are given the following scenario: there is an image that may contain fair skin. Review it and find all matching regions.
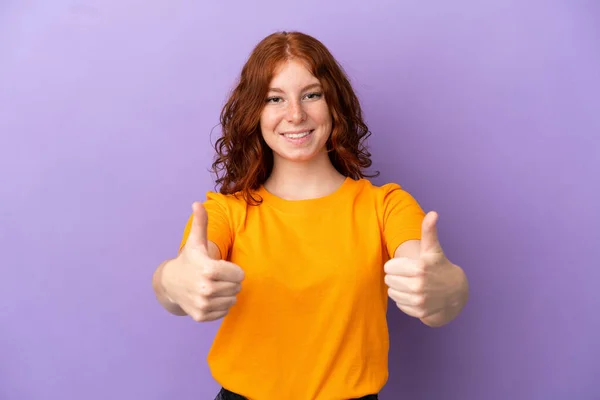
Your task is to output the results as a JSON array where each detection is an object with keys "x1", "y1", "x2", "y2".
[
  {"x1": 152, "y1": 58, "x2": 469, "y2": 327},
  {"x1": 152, "y1": 202, "x2": 244, "y2": 322},
  {"x1": 153, "y1": 202, "x2": 240, "y2": 321},
  {"x1": 386, "y1": 213, "x2": 469, "y2": 328},
  {"x1": 259, "y1": 59, "x2": 346, "y2": 199}
]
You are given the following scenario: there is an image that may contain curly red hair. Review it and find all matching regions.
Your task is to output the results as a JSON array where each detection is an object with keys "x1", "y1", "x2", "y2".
[{"x1": 211, "y1": 31, "x2": 377, "y2": 204}]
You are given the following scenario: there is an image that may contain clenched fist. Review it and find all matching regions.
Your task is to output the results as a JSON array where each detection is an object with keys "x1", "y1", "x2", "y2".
[
  {"x1": 384, "y1": 211, "x2": 465, "y2": 322},
  {"x1": 161, "y1": 202, "x2": 245, "y2": 322}
]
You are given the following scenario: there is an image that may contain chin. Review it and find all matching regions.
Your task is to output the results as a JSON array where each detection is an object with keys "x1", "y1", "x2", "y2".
[
  {"x1": 278, "y1": 152, "x2": 317, "y2": 163},
  {"x1": 276, "y1": 147, "x2": 328, "y2": 163}
]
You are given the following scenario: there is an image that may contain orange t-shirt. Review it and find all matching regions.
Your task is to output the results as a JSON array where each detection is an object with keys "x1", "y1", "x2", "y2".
[{"x1": 179, "y1": 177, "x2": 425, "y2": 399}]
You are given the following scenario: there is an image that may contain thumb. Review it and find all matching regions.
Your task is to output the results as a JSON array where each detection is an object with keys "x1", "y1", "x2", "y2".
[
  {"x1": 187, "y1": 202, "x2": 209, "y2": 253},
  {"x1": 420, "y1": 211, "x2": 443, "y2": 255}
]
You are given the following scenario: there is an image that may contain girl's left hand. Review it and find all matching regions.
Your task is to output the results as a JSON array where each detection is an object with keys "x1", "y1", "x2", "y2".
[{"x1": 384, "y1": 212, "x2": 464, "y2": 320}]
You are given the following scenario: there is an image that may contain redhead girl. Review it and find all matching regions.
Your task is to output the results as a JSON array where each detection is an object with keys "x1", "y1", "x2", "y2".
[{"x1": 152, "y1": 31, "x2": 469, "y2": 400}]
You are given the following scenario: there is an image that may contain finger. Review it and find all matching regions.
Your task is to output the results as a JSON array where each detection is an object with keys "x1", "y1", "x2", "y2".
[
  {"x1": 387, "y1": 287, "x2": 424, "y2": 308},
  {"x1": 187, "y1": 202, "x2": 209, "y2": 252},
  {"x1": 203, "y1": 260, "x2": 245, "y2": 283},
  {"x1": 384, "y1": 274, "x2": 422, "y2": 294},
  {"x1": 398, "y1": 303, "x2": 444, "y2": 320},
  {"x1": 177, "y1": 302, "x2": 204, "y2": 321},
  {"x1": 185, "y1": 296, "x2": 236, "y2": 321},
  {"x1": 388, "y1": 288, "x2": 419, "y2": 306},
  {"x1": 189, "y1": 309, "x2": 229, "y2": 322},
  {"x1": 198, "y1": 280, "x2": 241, "y2": 298},
  {"x1": 420, "y1": 211, "x2": 443, "y2": 255},
  {"x1": 396, "y1": 304, "x2": 427, "y2": 319},
  {"x1": 384, "y1": 257, "x2": 424, "y2": 277},
  {"x1": 200, "y1": 310, "x2": 229, "y2": 321},
  {"x1": 203, "y1": 295, "x2": 237, "y2": 312}
]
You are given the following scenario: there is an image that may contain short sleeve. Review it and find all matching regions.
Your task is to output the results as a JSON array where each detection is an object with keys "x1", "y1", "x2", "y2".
[
  {"x1": 178, "y1": 191, "x2": 233, "y2": 259},
  {"x1": 381, "y1": 183, "x2": 426, "y2": 258}
]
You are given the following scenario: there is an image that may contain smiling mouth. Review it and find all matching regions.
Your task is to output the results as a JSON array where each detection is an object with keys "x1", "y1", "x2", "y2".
[{"x1": 280, "y1": 130, "x2": 314, "y2": 139}]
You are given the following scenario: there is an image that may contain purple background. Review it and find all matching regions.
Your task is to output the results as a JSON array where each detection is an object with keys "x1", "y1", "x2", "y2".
[{"x1": 1, "y1": 1, "x2": 599, "y2": 399}]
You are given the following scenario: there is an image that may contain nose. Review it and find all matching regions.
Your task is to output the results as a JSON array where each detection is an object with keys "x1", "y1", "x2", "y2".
[{"x1": 286, "y1": 100, "x2": 307, "y2": 124}]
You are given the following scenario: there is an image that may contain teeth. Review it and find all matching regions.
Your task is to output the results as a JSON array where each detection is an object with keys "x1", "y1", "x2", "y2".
[{"x1": 284, "y1": 131, "x2": 311, "y2": 139}]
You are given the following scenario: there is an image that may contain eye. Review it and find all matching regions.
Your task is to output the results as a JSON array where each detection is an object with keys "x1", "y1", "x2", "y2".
[
  {"x1": 304, "y1": 92, "x2": 322, "y2": 100},
  {"x1": 265, "y1": 96, "x2": 282, "y2": 104}
]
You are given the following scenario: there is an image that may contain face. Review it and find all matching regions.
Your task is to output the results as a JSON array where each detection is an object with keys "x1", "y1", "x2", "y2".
[{"x1": 259, "y1": 59, "x2": 333, "y2": 164}]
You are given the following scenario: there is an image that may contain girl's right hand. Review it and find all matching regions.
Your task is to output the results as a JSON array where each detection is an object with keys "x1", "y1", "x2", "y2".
[{"x1": 162, "y1": 202, "x2": 245, "y2": 322}]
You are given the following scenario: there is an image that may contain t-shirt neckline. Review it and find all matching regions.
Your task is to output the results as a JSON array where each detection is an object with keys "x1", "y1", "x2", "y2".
[{"x1": 256, "y1": 177, "x2": 355, "y2": 213}]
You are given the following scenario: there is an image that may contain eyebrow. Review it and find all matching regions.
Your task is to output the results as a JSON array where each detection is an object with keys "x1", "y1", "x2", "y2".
[{"x1": 268, "y1": 83, "x2": 322, "y2": 93}]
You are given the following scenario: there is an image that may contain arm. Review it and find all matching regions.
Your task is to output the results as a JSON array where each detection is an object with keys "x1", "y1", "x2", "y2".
[
  {"x1": 393, "y1": 239, "x2": 469, "y2": 327},
  {"x1": 153, "y1": 258, "x2": 187, "y2": 316}
]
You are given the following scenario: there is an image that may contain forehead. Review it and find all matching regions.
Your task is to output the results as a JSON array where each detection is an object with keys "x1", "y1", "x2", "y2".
[{"x1": 269, "y1": 59, "x2": 320, "y2": 88}]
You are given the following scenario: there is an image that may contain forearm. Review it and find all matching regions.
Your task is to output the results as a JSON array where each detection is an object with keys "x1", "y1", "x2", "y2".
[
  {"x1": 421, "y1": 264, "x2": 469, "y2": 328},
  {"x1": 152, "y1": 259, "x2": 188, "y2": 316}
]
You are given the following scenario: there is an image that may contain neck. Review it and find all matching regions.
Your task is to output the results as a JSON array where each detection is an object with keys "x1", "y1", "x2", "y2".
[{"x1": 264, "y1": 152, "x2": 346, "y2": 200}]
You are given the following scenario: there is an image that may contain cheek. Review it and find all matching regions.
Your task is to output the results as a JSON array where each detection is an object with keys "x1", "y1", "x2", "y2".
[
  {"x1": 315, "y1": 104, "x2": 333, "y2": 126},
  {"x1": 260, "y1": 112, "x2": 280, "y2": 133},
  {"x1": 259, "y1": 114, "x2": 268, "y2": 132}
]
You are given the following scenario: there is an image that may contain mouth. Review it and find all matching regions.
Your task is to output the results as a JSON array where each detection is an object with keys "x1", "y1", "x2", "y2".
[{"x1": 280, "y1": 129, "x2": 314, "y2": 139}]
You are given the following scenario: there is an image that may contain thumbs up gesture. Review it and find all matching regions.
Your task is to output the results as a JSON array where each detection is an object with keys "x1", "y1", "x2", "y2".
[
  {"x1": 384, "y1": 211, "x2": 466, "y2": 323},
  {"x1": 161, "y1": 202, "x2": 245, "y2": 322}
]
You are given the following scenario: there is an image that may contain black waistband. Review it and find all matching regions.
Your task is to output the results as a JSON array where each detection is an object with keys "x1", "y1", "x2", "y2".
[{"x1": 216, "y1": 387, "x2": 378, "y2": 400}]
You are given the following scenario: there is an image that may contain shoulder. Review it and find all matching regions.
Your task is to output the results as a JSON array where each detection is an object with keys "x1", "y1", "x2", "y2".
[
  {"x1": 205, "y1": 190, "x2": 247, "y2": 208},
  {"x1": 204, "y1": 189, "x2": 253, "y2": 227},
  {"x1": 350, "y1": 178, "x2": 414, "y2": 204},
  {"x1": 351, "y1": 179, "x2": 424, "y2": 225}
]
